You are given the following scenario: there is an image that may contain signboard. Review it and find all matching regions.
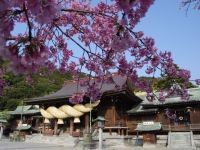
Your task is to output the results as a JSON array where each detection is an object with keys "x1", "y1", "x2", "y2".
[{"x1": 143, "y1": 121, "x2": 154, "y2": 126}]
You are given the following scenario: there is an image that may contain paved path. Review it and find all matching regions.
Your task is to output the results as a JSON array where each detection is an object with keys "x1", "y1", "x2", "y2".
[
  {"x1": 0, "y1": 141, "x2": 67, "y2": 150},
  {"x1": 0, "y1": 142, "x2": 160, "y2": 150},
  {"x1": 0, "y1": 140, "x2": 199, "y2": 150},
  {"x1": 0, "y1": 141, "x2": 157, "y2": 150}
]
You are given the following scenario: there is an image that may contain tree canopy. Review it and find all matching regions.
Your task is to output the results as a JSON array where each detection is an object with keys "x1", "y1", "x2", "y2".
[{"x1": 0, "y1": 61, "x2": 72, "y2": 110}]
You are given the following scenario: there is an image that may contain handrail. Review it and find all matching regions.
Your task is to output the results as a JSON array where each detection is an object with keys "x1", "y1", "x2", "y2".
[{"x1": 162, "y1": 124, "x2": 200, "y2": 131}]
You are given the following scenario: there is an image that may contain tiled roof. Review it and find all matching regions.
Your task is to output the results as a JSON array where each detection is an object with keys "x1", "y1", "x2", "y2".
[
  {"x1": 139, "y1": 88, "x2": 200, "y2": 106},
  {"x1": 9, "y1": 105, "x2": 40, "y2": 115},
  {"x1": 27, "y1": 75, "x2": 134, "y2": 103},
  {"x1": 135, "y1": 122, "x2": 161, "y2": 131},
  {"x1": 127, "y1": 104, "x2": 157, "y2": 114},
  {"x1": 16, "y1": 125, "x2": 31, "y2": 130}
]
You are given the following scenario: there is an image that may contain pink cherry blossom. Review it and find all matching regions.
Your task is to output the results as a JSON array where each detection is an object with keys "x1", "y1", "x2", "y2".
[
  {"x1": 69, "y1": 93, "x2": 84, "y2": 104},
  {"x1": 27, "y1": 0, "x2": 60, "y2": 24},
  {"x1": 0, "y1": 0, "x2": 196, "y2": 103},
  {"x1": 165, "y1": 108, "x2": 176, "y2": 120}
]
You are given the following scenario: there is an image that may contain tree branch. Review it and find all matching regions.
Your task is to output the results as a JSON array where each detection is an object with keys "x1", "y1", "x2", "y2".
[
  {"x1": 55, "y1": 25, "x2": 104, "y2": 61},
  {"x1": 23, "y1": 3, "x2": 32, "y2": 41},
  {"x1": 61, "y1": 8, "x2": 113, "y2": 18}
]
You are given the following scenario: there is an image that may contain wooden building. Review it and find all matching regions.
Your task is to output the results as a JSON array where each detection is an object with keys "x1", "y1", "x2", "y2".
[
  {"x1": 26, "y1": 75, "x2": 141, "y2": 136},
  {"x1": 127, "y1": 88, "x2": 200, "y2": 135},
  {"x1": 135, "y1": 122, "x2": 161, "y2": 145},
  {"x1": 26, "y1": 74, "x2": 200, "y2": 143},
  {"x1": 124, "y1": 88, "x2": 200, "y2": 146},
  {"x1": 9, "y1": 105, "x2": 41, "y2": 132}
]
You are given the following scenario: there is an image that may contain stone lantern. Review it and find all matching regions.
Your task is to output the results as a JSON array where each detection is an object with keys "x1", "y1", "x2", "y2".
[
  {"x1": 93, "y1": 116, "x2": 106, "y2": 128},
  {"x1": 93, "y1": 116, "x2": 106, "y2": 150}
]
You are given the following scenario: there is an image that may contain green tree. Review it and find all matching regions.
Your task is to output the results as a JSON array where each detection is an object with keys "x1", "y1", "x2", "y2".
[{"x1": 0, "y1": 67, "x2": 72, "y2": 111}]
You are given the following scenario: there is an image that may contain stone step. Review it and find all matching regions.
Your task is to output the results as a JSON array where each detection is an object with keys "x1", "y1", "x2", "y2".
[
  {"x1": 157, "y1": 140, "x2": 167, "y2": 144},
  {"x1": 167, "y1": 132, "x2": 196, "y2": 149},
  {"x1": 157, "y1": 135, "x2": 168, "y2": 140}
]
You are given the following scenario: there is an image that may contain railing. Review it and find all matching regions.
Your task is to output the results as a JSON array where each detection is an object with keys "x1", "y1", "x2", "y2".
[
  {"x1": 104, "y1": 126, "x2": 129, "y2": 136},
  {"x1": 162, "y1": 124, "x2": 200, "y2": 131},
  {"x1": 190, "y1": 124, "x2": 200, "y2": 130}
]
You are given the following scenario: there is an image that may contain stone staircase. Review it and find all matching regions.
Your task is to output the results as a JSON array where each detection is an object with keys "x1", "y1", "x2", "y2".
[
  {"x1": 167, "y1": 131, "x2": 196, "y2": 149},
  {"x1": 157, "y1": 135, "x2": 168, "y2": 146}
]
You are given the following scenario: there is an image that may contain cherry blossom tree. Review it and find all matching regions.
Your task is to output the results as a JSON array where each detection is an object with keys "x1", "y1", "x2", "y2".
[{"x1": 0, "y1": 0, "x2": 198, "y2": 103}]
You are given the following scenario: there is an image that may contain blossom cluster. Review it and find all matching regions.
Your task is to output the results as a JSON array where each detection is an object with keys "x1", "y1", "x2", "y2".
[
  {"x1": 0, "y1": 0, "x2": 195, "y2": 103},
  {"x1": 165, "y1": 108, "x2": 176, "y2": 120},
  {"x1": 69, "y1": 92, "x2": 84, "y2": 104}
]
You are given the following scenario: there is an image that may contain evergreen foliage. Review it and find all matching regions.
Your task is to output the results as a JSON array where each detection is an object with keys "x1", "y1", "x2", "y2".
[{"x1": 0, "y1": 68, "x2": 72, "y2": 111}]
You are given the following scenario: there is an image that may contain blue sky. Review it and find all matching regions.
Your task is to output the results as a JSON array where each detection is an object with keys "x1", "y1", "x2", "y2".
[
  {"x1": 135, "y1": 0, "x2": 200, "y2": 80},
  {"x1": 12, "y1": 0, "x2": 200, "y2": 80}
]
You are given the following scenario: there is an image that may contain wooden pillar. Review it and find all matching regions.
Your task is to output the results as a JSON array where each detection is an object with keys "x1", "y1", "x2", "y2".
[
  {"x1": 122, "y1": 128, "x2": 124, "y2": 136},
  {"x1": 54, "y1": 119, "x2": 58, "y2": 135},
  {"x1": 112, "y1": 106, "x2": 116, "y2": 126},
  {"x1": 42, "y1": 118, "x2": 45, "y2": 134},
  {"x1": 118, "y1": 128, "x2": 120, "y2": 135},
  {"x1": 85, "y1": 114, "x2": 89, "y2": 133},
  {"x1": 126, "y1": 128, "x2": 128, "y2": 135},
  {"x1": 70, "y1": 118, "x2": 74, "y2": 135},
  {"x1": 35, "y1": 118, "x2": 38, "y2": 128},
  {"x1": 109, "y1": 128, "x2": 112, "y2": 135}
]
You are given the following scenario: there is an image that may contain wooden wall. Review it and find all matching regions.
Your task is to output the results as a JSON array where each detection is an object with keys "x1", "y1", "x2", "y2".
[
  {"x1": 143, "y1": 133, "x2": 156, "y2": 144},
  {"x1": 190, "y1": 108, "x2": 200, "y2": 124},
  {"x1": 104, "y1": 106, "x2": 119, "y2": 126},
  {"x1": 156, "y1": 111, "x2": 170, "y2": 125},
  {"x1": 127, "y1": 114, "x2": 156, "y2": 133},
  {"x1": 102, "y1": 106, "x2": 128, "y2": 127}
]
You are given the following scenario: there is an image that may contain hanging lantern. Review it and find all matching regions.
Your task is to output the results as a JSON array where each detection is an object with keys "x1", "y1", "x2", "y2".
[
  {"x1": 44, "y1": 118, "x2": 50, "y2": 124},
  {"x1": 74, "y1": 117, "x2": 80, "y2": 123},
  {"x1": 57, "y1": 119, "x2": 64, "y2": 124}
]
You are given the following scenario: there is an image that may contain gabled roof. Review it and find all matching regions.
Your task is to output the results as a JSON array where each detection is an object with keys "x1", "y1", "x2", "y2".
[
  {"x1": 9, "y1": 105, "x2": 40, "y2": 115},
  {"x1": 27, "y1": 75, "x2": 136, "y2": 104}
]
